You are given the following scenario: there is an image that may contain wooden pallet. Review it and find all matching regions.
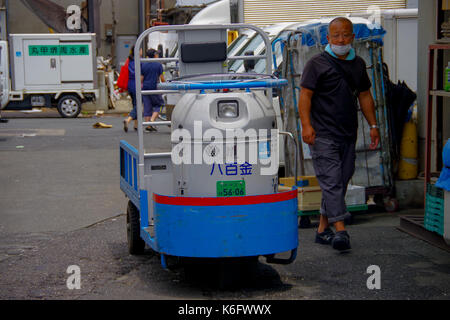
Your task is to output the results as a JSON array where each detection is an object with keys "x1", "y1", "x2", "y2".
[{"x1": 398, "y1": 215, "x2": 450, "y2": 253}]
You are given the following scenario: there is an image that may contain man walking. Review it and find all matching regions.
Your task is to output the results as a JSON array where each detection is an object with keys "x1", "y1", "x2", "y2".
[
  {"x1": 298, "y1": 17, "x2": 380, "y2": 251},
  {"x1": 143, "y1": 48, "x2": 165, "y2": 132}
]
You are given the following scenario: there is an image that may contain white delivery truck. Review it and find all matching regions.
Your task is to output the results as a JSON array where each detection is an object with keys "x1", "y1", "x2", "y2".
[{"x1": 0, "y1": 33, "x2": 99, "y2": 118}]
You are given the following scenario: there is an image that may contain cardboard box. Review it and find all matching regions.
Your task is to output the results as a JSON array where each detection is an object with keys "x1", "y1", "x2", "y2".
[
  {"x1": 298, "y1": 186, "x2": 322, "y2": 211},
  {"x1": 279, "y1": 185, "x2": 322, "y2": 211},
  {"x1": 280, "y1": 182, "x2": 366, "y2": 211},
  {"x1": 279, "y1": 176, "x2": 319, "y2": 188}
]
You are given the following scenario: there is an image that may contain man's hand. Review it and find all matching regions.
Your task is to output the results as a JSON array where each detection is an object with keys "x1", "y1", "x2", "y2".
[
  {"x1": 302, "y1": 124, "x2": 316, "y2": 145},
  {"x1": 369, "y1": 128, "x2": 380, "y2": 150}
]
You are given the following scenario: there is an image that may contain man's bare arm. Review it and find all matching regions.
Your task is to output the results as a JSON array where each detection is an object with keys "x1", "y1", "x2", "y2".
[
  {"x1": 358, "y1": 89, "x2": 380, "y2": 149},
  {"x1": 298, "y1": 87, "x2": 316, "y2": 145}
]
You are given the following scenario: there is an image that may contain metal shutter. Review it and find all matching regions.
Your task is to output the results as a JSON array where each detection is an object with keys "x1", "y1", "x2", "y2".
[{"x1": 243, "y1": 0, "x2": 407, "y2": 26}]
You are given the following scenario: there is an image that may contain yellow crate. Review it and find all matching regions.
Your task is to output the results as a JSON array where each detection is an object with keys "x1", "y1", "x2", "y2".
[{"x1": 279, "y1": 176, "x2": 319, "y2": 188}]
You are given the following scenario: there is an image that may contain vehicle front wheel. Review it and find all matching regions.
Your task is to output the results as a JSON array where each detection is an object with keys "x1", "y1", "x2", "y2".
[{"x1": 57, "y1": 95, "x2": 82, "y2": 118}]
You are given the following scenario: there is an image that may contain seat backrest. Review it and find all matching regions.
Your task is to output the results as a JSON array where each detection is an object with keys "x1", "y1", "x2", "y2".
[{"x1": 177, "y1": 29, "x2": 228, "y2": 77}]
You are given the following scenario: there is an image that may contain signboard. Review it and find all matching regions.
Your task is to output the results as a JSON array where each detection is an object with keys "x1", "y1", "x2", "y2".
[{"x1": 28, "y1": 45, "x2": 89, "y2": 56}]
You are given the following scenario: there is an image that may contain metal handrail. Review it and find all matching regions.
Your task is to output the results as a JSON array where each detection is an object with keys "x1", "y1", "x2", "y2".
[
  {"x1": 279, "y1": 131, "x2": 298, "y2": 187},
  {"x1": 133, "y1": 24, "x2": 276, "y2": 189},
  {"x1": 142, "y1": 121, "x2": 171, "y2": 126}
]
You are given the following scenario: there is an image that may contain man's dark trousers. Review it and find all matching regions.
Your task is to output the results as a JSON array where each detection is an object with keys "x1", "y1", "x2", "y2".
[{"x1": 309, "y1": 137, "x2": 355, "y2": 223}]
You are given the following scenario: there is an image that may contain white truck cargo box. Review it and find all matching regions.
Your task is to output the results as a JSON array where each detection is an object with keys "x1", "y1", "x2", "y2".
[{"x1": 9, "y1": 33, "x2": 97, "y2": 92}]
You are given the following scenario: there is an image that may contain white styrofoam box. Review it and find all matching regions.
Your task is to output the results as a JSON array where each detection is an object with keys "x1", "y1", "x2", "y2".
[
  {"x1": 444, "y1": 191, "x2": 450, "y2": 245},
  {"x1": 345, "y1": 185, "x2": 366, "y2": 206}
]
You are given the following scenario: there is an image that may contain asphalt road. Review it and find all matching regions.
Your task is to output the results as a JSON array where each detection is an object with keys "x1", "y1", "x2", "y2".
[
  {"x1": 0, "y1": 112, "x2": 171, "y2": 234},
  {"x1": 0, "y1": 112, "x2": 449, "y2": 301}
]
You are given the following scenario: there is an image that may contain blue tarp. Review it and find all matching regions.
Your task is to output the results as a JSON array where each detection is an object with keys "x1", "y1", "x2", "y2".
[
  {"x1": 436, "y1": 139, "x2": 450, "y2": 191},
  {"x1": 295, "y1": 22, "x2": 386, "y2": 47}
]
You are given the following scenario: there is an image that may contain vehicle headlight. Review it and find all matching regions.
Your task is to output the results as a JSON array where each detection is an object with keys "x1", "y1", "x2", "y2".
[{"x1": 218, "y1": 101, "x2": 239, "y2": 118}]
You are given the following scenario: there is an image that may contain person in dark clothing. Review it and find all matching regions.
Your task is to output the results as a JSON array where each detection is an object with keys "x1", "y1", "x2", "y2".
[
  {"x1": 157, "y1": 44, "x2": 164, "y2": 59},
  {"x1": 0, "y1": 110, "x2": 8, "y2": 123},
  {"x1": 243, "y1": 50, "x2": 256, "y2": 73},
  {"x1": 123, "y1": 46, "x2": 144, "y2": 132},
  {"x1": 299, "y1": 17, "x2": 380, "y2": 251},
  {"x1": 142, "y1": 48, "x2": 165, "y2": 132}
]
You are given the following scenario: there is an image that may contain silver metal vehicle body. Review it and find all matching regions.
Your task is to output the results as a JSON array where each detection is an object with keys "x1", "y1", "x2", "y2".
[{"x1": 170, "y1": 90, "x2": 278, "y2": 197}]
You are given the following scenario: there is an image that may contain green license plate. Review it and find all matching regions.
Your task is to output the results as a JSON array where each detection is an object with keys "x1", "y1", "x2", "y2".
[{"x1": 217, "y1": 180, "x2": 246, "y2": 197}]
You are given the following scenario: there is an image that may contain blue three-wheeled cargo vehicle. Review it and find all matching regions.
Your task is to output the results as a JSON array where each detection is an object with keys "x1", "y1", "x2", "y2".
[{"x1": 119, "y1": 24, "x2": 299, "y2": 275}]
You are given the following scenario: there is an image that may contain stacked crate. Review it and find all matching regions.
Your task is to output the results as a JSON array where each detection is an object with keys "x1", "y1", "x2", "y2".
[
  {"x1": 279, "y1": 176, "x2": 322, "y2": 211},
  {"x1": 425, "y1": 183, "x2": 445, "y2": 236},
  {"x1": 278, "y1": 177, "x2": 367, "y2": 212}
]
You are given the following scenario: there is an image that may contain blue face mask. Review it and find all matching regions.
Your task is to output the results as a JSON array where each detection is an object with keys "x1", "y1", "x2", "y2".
[{"x1": 330, "y1": 44, "x2": 352, "y2": 56}]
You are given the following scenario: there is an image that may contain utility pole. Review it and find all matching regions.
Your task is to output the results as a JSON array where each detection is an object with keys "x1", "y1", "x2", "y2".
[
  {"x1": 0, "y1": 0, "x2": 7, "y2": 41},
  {"x1": 88, "y1": 0, "x2": 101, "y2": 50}
]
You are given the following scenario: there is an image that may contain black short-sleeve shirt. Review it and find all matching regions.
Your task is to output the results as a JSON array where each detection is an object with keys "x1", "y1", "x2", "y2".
[{"x1": 300, "y1": 52, "x2": 371, "y2": 141}]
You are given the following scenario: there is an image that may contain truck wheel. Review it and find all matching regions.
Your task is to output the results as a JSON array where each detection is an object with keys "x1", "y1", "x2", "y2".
[
  {"x1": 57, "y1": 95, "x2": 82, "y2": 118},
  {"x1": 127, "y1": 200, "x2": 145, "y2": 255}
]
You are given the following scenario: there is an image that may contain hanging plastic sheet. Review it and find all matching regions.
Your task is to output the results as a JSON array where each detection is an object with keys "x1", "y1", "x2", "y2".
[
  {"x1": 382, "y1": 64, "x2": 417, "y2": 160},
  {"x1": 296, "y1": 18, "x2": 386, "y2": 48}
]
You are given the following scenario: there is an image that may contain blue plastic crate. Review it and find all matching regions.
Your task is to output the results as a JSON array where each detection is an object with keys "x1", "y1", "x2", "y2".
[
  {"x1": 425, "y1": 205, "x2": 444, "y2": 219},
  {"x1": 426, "y1": 194, "x2": 444, "y2": 208},
  {"x1": 427, "y1": 183, "x2": 445, "y2": 198},
  {"x1": 424, "y1": 222, "x2": 444, "y2": 236},
  {"x1": 424, "y1": 184, "x2": 445, "y2": 236},
  {"x1": 424, "y1": 214, "x2": 444, "y2": 225}
]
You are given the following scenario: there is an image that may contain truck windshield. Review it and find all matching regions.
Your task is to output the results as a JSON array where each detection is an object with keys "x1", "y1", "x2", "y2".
[
  {"x1": 253, "y1": 30, "x2": 291, "y2": 74},
  {"x1": 227, "y1": 33, "x2": 250, "y2": 57},
  {"x1": 229, "y1": 33, "x2": 264, "y2": 73}
]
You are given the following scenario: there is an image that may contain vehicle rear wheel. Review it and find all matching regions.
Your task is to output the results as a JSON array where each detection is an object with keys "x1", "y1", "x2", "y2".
[
  {"x1": 127, "y1": 200, "x2": 145, "y2": 255},
  {"x1": 57, "y1": 95, "x2": 82, "y2": 118}
]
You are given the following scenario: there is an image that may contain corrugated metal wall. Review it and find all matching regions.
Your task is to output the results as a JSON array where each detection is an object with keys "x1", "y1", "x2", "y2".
[{"x1": 244, "y1": 0, "x2": 407, "y2": 26}]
